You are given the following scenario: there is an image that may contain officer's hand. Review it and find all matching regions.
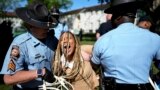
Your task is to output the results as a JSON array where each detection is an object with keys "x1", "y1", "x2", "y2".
[{"x1": 43, "y1": 67, "x2": 55, "y2": 83}]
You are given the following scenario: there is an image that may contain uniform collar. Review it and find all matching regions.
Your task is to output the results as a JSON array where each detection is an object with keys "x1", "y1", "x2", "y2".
[
  {"x1": 118, "y1": 22, "x2": 135, "y2": 28},
  {"x1": 116, "y1": 22, "x2": 137, "y2": 31},
  {"x1": 27, "y1": 32, "x2": 42, "y2": 47}
]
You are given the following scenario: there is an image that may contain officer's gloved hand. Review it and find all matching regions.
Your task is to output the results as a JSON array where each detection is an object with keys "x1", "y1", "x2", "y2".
[{"x1": 43, "y1": 67, "x2": 55, "y2": 83}]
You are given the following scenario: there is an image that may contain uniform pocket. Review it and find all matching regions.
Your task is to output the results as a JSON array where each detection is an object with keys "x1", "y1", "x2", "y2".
[
  {"x1": 28, "y1": 53, "x2": 49, "y2": 69},
  {"x1": 29, "y1": 55, "x2": 47, "y2": 64}
]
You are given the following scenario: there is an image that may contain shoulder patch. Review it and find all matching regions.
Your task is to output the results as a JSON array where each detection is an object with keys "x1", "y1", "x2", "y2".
[
  {"x1": 8, "y1": 59, "x2": 16, "y2": 72},
  {"x1": 10, "y1": 45, "x2": 20, "y2": 60}
]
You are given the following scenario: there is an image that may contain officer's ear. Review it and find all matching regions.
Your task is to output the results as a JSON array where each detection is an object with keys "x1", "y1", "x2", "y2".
[
  {"x1": 112, "y1": 15, "x2": 123, "y2": 27},
  {"x1": 114, "y1": 16, "x2": 123, "y2": 24}
]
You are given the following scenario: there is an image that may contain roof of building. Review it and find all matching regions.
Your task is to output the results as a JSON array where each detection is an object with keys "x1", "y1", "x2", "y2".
[{"x1": 61, "y1": 3, "x2": 110, "y2": 16}]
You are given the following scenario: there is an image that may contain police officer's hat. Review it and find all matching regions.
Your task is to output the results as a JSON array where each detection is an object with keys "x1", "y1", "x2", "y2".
[
  {"x1": 15, "y1": 2, "x2": 58, "y2": 29},
  {"x1": 50, "y1": 7, "x2": 61, "y2": 16},
  {"x1": 104, "y1": 0, "x2": 145, "y2": 15}
]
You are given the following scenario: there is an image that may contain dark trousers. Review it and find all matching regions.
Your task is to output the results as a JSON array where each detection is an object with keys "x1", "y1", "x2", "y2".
[
  {"x1": 0, "y1": 74, "x2": 4, "y2": 84},
  {"x1": 12, "y1": 85, "x2": 38, "y2": 90}
]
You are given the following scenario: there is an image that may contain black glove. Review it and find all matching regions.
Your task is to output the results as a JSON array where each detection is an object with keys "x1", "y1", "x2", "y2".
[{"x1": 43, "y1": 67, "x2": 55, "y2": 83}]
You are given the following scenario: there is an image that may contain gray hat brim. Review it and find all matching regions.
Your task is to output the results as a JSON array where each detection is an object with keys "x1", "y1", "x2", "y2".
[
  {"x1": 15, "y1": 8, "x2": 56, "y2": 29},
  {"x1": 104, "y1": 1, "x2": 144, "y2": 14}
]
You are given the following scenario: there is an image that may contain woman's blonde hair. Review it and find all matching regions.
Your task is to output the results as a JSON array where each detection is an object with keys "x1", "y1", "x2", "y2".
[{"x1": 52, "y1": 31, "x2": 84, "y2": 80}]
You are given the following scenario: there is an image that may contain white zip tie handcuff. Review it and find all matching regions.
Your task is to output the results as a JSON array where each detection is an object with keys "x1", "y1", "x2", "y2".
[{"x1": 38, "y1": 75, "x2": 74, "y2": 90}]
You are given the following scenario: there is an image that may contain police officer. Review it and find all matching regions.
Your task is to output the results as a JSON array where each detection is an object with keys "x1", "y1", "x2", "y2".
[
  {"x1": 50, "y1": 7, "x2": 69, "y2": 39},
  {"x1": 137, "y1": 15, "x2": 154, "y2": 30},
  {"x1": 0, "y1": 2, "x2": 58, "y2": 90},
  {"x1": 91, "y1": 0, "x2": 160, "y2": 90},
  {"x1": 96, "y1": 13, "x2": 113, "y2": 40}
]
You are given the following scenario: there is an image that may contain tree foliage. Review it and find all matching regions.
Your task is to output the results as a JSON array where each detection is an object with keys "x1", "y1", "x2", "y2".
[
  {"x1": 27, "y1": 0, "x2": 73, "y2": 10},
  {"x1": 0, "y1": 0, "x2": 26, "y2": 17},
  {"x1": 0, "y1": 0, "x2": 25, "y2": 11},
  {"x1": 0, "y1": 0, "x2": 72, "y2": 14}
]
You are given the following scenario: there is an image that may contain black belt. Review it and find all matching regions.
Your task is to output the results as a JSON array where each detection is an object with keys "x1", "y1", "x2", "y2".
[
  {"x1": 115, "y1": 83, "x2": 153, "y2": 90},
  {"x1": 12, "y1": 85, "x2": 38, "y2": 90},
  {"x1": 103, "y1": 77, "x2": 154, "y2": 90}
]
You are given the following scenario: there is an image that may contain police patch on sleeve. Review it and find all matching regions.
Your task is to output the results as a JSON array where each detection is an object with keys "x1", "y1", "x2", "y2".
[
  {"x1": 8, "y1": 59, "x2": 16, "y2": 72},
  {"x1": 10, "y1": 45, "x2": 20, "y2": 60}
]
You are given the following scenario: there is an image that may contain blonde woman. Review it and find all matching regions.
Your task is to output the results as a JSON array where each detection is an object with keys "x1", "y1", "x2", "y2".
[{"x1": 52, "y1": 31, "x2": 99, "y2": 90}]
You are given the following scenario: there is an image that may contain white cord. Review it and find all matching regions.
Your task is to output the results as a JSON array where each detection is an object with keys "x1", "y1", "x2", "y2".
[
  {"x1": 149, "y1": 77, "x2": 160, "y2": 90},
  {"x1": 38, "y1": 75, "x2": 74, "y2": 90}
]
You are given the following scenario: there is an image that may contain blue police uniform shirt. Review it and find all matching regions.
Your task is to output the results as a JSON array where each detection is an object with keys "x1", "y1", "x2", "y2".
[
  {"x1": 54, "y1": 23, "x2": 68, "y2": 39},
  {"x1": 0, "y1": 31, "x2": 58, "y2": 88},
  {"x1": 91, "y1": 23, "x2": 160, "y2": 84}
]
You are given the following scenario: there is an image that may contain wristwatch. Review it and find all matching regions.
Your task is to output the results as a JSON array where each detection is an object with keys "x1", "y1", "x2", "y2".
[{"x1": 37, "y1": 69, "x2": 43, "y2": 78}]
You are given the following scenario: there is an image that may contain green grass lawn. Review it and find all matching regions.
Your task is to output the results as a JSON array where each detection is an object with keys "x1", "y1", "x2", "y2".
[
  {"x1": 81, "y1": 40, "x2": 95, "y2": 45},
  {"x1": 78, "y1": 33, "x2": 96, "y2": 45},
  {"x1": 0, "y1": 84, "x2": 11, "y2": 90}
]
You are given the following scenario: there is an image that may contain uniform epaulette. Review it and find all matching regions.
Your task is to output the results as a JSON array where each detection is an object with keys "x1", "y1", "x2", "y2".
[{"x1": 13, "y1": 33, "x2": 31, "y2": 45}]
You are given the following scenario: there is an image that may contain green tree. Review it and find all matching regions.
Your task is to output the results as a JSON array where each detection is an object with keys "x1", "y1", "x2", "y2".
[
  {"x1": 27, "y1": 0, "x2": 73, "y2": 10},
  {"x1": 0, "y1": 0, "x2": 25, "y2": 11},
  {"x1": 0, "y1": 0, "x2": 25, "y2": 17}
]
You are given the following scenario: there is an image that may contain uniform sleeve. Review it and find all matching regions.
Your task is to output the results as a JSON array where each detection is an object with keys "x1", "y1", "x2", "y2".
[
  {"x1": 0, "y1": 40, "x2": 25, "y2": 75},
  {"x1": 91, "y1": 40, "x2": 103, "y2": 65},
  {"x1": 91, "y1": 34, "x2": 111, "y2": 65},
  {"x1": 155, "y1": 36, "x2": 160, "y2": 60},
  {"x1": 63, "y1": 24, "x2": 69, "y2": 32},
  {"x1": 54, "y1": 24, "x2": 63, "y2": 39},
  {"x1": 156, "y1": 44, "x2": 160, "y2": 60}
]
